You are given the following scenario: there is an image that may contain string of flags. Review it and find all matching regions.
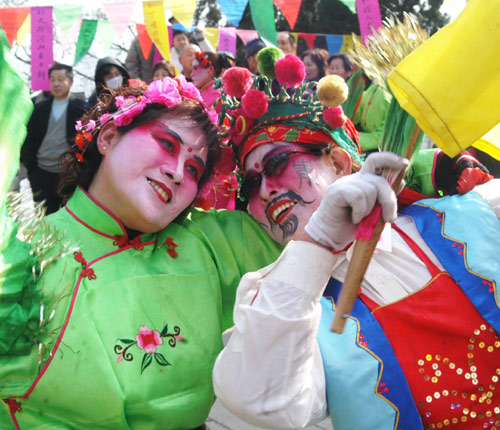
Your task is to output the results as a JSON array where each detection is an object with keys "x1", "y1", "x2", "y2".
[{"x1": 0, "y1": 0, "x2": 383, "y2": 91}]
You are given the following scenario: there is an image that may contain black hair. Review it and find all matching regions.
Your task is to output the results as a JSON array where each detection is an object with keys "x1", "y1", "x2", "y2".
[
  {"x1": 327, "y1": 53, "x2": 354, "y2": 73},
  {"x1": 301, "y1": 49, "x2": 328, "y2": 80},
  {"x1": 49, "y1": 63, "x2": 73, "y2": 80}
]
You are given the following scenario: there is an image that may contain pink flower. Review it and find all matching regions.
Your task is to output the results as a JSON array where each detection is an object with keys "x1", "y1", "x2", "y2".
[
  {"x1": 75, "y1": 120, "x2": 83, "y2": 131},
  {"x1": 174, "y1": 335, "x2": 184, "y2": 342},
  {"x1": 175, "y1": 76, "x2": 204, "y2": 104},
  {"x1": 207, "y1": 108, "x2": 219, "y2": 126},
  {"x1": 115, "y1": 95, "x2": 137, "y2": 109},
  {"x1": 87, "y1": 120, "x2": 96, "y2": 131},
  {"x1": 136, "y1": 325, "x2": 163, "y2": 354},
  {"x1": 113, "y1": 99, "x2": 147, "y2": 127},
  {"x1": 116, "y1": 353, "x2": 124, "y2": 363},
  {"x1": 99, "y1": 113, "x2": 111, "y2": 125},
  {"x1": 145, "y1": 78, "x2": 182, "y2": 107}
]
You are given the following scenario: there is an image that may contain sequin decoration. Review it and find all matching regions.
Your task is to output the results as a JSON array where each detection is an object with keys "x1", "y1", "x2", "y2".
[{"x1": 416, "y1": 323, "x2": 500, "y2": 429}]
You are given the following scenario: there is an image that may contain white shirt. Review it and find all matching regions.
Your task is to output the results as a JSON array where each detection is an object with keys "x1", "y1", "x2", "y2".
[{"x1": 213, "y1": 180, "x2": 500, "y2": 429}]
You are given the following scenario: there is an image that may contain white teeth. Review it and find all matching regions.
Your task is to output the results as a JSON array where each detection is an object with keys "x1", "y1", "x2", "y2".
[
  {"x1": 148, "y1": 179, "x2": 170, "y2": 202},
  {"x1": 272, "y1": 202, "x2": 294, "y2": 221}
]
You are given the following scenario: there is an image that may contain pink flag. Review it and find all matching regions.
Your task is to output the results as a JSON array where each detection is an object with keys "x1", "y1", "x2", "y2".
[
  {"x1": 102, "y1": 2, "x2": 136, "y2": 40},
  {"x1": 31, "y1": 7, "x2": 53, "y2": 91},
  {"x1": 218, "y1": 27, "x2": 237, "y2": 55},
  {"x1": 236, "y1": 29, "x2": 258, "y2": 46},
  {"x1": 356, "y1": 0, "x2": 382, "y2": 44}
]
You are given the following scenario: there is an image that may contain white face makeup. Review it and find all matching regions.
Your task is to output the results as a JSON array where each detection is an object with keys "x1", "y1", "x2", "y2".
[
  {"x1": 89, "y1": 117, "x2": 208, "y2": 233},
  {"x1": 244, "y1": 142, "x2": 342, "y2": 244}
]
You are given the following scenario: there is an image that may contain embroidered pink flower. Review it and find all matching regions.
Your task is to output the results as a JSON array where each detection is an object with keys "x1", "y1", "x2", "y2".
[
  {"x1": 117, "y1": 353, "x2": 124, "y2": 363},
  {"x1": 75, "y1": 120, "x2": 83, "y2": 131},
  {"x1": 136, "y1": 325, "x2": 163, "y2": 353},
  {"x1": 144, "y1": 78, "x2": 182, "y2": 107}
]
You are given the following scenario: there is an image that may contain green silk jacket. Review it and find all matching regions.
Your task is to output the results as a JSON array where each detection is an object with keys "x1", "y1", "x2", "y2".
[{"x1": 0, "y1": 187, "x2": 281, "y2": 429}]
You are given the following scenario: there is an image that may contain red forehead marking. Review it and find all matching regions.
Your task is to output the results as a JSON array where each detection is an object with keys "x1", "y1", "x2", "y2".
[
  {"x1": 188, "y1": 147, "x2": 193, "y2": 153},
  {"x1": 254, "y1": 162, "x2": 259, "y2": 168}
]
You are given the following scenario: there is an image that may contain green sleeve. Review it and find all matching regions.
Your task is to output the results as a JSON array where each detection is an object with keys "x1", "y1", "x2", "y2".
[
  {"x1": 405, "y1": 148, "x2": 439, "y2": 196},
  {"x1": 353, "y1": 85, "x2": 392, "y2": 153},
  {"x1": 184, "y1": 209, "x2": 283, "y2": 331},
  {"x1": 0, "y1": 28, "x2": 40, "y2": 396}
]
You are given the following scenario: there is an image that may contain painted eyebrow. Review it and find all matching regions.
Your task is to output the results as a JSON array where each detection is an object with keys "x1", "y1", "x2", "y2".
[
  {"x1": 247, "y1": 146, "x2": 290, "y2": 173},
  {"x1": 192, "y1": 155, "x2": 206, "y2": 170},
  {"x1": 150, "y1": 123, "x2": 184, "y2": 145}
]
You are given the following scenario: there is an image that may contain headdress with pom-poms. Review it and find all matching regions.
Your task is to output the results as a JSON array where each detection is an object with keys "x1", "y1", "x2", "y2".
[
  {"x1": 215, "y1": 47, "x2": 362, "y2": 196},
  {"x1": 73, "y1": 76, "x2": 218, "y2": 162}
]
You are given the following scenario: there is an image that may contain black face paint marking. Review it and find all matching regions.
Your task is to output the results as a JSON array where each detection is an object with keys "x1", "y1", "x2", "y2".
[{"x1": 293, "y1": 158, "x2": 314, "y2": 187}]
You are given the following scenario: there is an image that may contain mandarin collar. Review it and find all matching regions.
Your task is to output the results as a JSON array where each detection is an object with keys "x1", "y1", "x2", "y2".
[{"x1": 65, "y1": 186, "x2": 156, "y2": 243}]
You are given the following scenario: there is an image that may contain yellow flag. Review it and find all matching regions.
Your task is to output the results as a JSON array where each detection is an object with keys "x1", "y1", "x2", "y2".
[
  {"x1": 165, "y1": 0, "x2": 197, "y2": 30},
  {"x1": 473, "y1": 123, "x2": 500, "y2": 161},
  {"x1": 388, "y1": 0, "x2": 500, "y2": 158},
  {"x1": 204, "y1": 28, "x2": 219, "y2": 52},
  {"x1": 143, "y1": 1, "x2": 170, "y2": 61},
  {"x1": 16, "y1": 12, "x2": 31, "y2": 46},
  {"x1": 340, "y1": 35, "x2": 353, "y2": 54}
]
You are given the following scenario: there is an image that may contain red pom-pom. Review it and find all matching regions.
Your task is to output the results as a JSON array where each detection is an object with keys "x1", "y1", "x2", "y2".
[
  {"x1": 323, "y1": 106, "x2": 347, "y2": 129},
  {"x1": 275, "y1": 55, "x2": 306, "y2": 88},
  {"x1": 221, "y1": 67, "x2": 254, "y2": 98},
  {"x1": 241, "y1": 90, "x2": 268, "y2": 119}
]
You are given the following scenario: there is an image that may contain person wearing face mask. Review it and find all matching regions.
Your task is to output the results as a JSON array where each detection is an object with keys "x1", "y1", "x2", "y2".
[{"x1": 88, "y1": 57, "x2": 130, "y2": 107}]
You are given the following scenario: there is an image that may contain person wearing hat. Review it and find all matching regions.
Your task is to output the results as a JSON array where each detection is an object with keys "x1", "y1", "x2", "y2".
[
  {"x1": 213, "y1": 52, "x2": 499, "y2": 430},
  {"x1": 88, "y1": 57, "x2": 130, "y2": 106},
  {"x1": 245, "y1": 38, "x2": 266, "y2": 74}
]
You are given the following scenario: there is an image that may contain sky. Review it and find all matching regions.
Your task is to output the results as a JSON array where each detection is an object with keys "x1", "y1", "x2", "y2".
[{"x1": 440, "y1": 0, "x2": 467, "y2": 20}]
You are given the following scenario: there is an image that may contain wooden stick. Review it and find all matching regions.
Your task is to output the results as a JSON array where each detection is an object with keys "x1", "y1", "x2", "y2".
[{"x1": 330, "y1": 125, "x2": 421, "y2": 333}]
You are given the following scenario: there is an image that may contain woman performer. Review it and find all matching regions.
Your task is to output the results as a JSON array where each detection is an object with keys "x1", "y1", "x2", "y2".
[{"x1": 0, "y1": 73, "x2": 281, "y2": 428}]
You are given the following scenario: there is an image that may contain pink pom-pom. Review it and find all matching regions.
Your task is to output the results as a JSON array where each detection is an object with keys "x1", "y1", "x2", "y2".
[
  {"x1": 221, "y1": 67, "x2": 254, "y2": 98},
  {"x1": 241, "y1": 90, "x2": 268, "y2": 119},
  {"x1": 323, "y1": 106, "x2": 347, "y2": 129},
  {"x1": 275, "y1": 55, "x2": 306, "y2": 88}
]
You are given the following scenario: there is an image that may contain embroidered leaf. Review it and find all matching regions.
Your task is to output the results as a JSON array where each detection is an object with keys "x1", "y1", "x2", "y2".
[
  {"x1": 255, "y1": 132, "x2": 269, "y2": 142},
  {"x1": 160, "y1": 324, "x2": 169, "y2": 337},
  {"x1": 154, "y1": 353, "x2": 171, "y2": 366},
  {"x1": 120, "y1": 338, "x2": 136, "y2": 344},
  {"x1": 285, "y1": 128, "x2": 299, "y2": 142},
  {"x1": 141, "y1": 353, "x2": 153, "y2": 374}
]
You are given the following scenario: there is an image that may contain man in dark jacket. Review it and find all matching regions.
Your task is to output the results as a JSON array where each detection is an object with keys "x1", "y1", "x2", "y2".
[{"x1": 21, "y1": 63, "x2": 88, "y2": 214}]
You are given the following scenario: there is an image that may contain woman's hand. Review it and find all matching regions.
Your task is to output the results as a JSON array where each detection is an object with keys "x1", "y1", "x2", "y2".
[{"x1": 305, "y1": 152, "x2": 408, "y2": 251}]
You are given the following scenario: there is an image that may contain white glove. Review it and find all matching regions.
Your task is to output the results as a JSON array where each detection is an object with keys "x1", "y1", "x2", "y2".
[{"x1": 304, "y1": 152, "x2": 408, "y2": 251}]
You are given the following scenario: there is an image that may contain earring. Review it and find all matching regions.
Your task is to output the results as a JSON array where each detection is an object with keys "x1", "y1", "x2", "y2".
[{"x1": 102, "y1": 146, "x2": 107, "y2": 150}]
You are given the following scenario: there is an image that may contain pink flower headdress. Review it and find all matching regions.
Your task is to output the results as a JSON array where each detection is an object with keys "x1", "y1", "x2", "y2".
[{"x1": 74, "y1": 76, "x2": 218, "y2": 161}]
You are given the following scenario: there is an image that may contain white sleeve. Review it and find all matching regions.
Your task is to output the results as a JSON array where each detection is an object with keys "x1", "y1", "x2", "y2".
[
  {"x1": 213, "y1": 241, "x2": 337, "y2": 429},
  {"x1": 474, "y1": 178, "x2": 500, "y2": 219}
]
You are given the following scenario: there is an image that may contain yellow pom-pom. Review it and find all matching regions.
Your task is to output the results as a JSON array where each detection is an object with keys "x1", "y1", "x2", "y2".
[{"x1": 316, "y1": 75, "x2": 349, "y2": 107}]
